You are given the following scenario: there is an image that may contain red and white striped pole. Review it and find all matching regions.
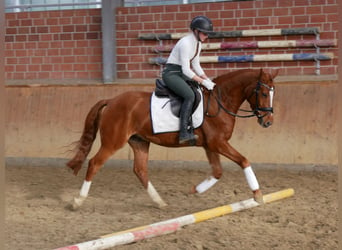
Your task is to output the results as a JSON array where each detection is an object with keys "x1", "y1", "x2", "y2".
[{"x1": 54, "y1": 188, "x2": 294, "y2": 250}]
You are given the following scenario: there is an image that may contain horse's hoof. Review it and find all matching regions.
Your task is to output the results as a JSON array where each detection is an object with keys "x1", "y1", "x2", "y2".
[
  {"x1": 253, "y1": 190, "x2": 264, "y2": 204},
  {"x1": 71, "y1": 196, "x2": 86, "y2": 210},
  {"x1": 189, "y1": 185, "x2": 197, "y2": 194},
  {"x1": 64, "y1": 166, "x2": 73, "y2": 173},
  {"x1": 158, "y1": 202, "x2": 168, "y2": 209}
]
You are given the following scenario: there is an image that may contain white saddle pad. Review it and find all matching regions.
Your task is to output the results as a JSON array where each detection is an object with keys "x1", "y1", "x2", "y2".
[{"x1": 150, "y1": 91, "x2": 204, "y2": 134}]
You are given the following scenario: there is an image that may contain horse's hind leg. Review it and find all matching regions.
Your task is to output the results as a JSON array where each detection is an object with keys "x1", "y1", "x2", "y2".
[
  {"x1": 128, "y1": 136, "x2": 167, "y2": 208},
  {"x1": 72, "y1": 146, "x2": 113, "y2": 210},
  {"x1": 190, "y1": 149, "x2": 222, "y2": 194}
]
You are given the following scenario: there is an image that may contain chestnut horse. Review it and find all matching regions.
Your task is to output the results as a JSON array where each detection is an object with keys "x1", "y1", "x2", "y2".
[{"x1": 67, "y1": 68, "x2": 277, "y2": 210}]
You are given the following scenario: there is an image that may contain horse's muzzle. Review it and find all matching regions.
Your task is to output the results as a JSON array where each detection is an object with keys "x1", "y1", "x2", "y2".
[{"x1": 257, "y1": 113, "x2": 273, "y2": 128}]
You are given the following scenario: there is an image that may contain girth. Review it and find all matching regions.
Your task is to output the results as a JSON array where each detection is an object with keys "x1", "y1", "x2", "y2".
[{"x1": 154, "y1": 79, "x2": 201, "y2": 117}]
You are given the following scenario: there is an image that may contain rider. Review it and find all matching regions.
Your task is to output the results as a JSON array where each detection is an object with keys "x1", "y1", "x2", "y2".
[{"x1": 162, "y1": 16, "x2": 216, "y2": 145}]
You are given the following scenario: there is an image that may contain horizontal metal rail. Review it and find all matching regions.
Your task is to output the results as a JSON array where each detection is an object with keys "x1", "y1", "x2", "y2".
[{"x1": 6, "y1": 2, "x2": 101, "y2": 11}]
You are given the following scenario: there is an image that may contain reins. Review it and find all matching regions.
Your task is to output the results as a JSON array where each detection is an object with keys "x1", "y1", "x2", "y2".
[
  {"x1": 205, "y1": 81, "x2": 273, "y2": 119},
  {"x1": 205, "y1": 87, "x2": 256, "y2": 118}
]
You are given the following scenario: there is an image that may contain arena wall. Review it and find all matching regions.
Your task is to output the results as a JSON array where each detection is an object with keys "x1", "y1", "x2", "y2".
[{"x1": 5, "y1": 79, "x2": 337, "y2": 165}]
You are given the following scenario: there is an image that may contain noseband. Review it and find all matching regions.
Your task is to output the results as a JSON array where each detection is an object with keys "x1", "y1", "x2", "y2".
[{"x1": 205, "y1": 80, "x2": 274, "y2": 119}]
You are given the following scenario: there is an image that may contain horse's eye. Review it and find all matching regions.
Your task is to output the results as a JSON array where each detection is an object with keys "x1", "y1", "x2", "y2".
[{"x1": 262, "y1": 93, "x2": 268, "y2": 97}]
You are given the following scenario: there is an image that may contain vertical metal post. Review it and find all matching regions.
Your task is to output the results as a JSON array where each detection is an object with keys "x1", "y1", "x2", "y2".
[
  {"x1": 101, "y1": 0, "x2": 123, "y2": 83},
  {"x1": 0, "y1": 1, "x2": 5, "y2": 249},
  {"x1": 315, "y1": 32, "x2": 320, "y2": 75}
]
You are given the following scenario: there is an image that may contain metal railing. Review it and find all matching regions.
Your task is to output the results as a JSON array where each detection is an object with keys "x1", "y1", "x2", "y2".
[
  {"x1": 5, "y1": 0, "x2": 101, "y2": 12},
  {"x1": 124, "y1": 0, "x2": 233, "y2": 6},
  {"x1": 5, "y1": 0, "x2": 236, "y2": 12}
]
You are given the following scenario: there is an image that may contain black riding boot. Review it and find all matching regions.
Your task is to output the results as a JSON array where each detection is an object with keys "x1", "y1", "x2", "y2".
[{"x1": 179, "y1": 99, "x2": 198, "y2": 145}]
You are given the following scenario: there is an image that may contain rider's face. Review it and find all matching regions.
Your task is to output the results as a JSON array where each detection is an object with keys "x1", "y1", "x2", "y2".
[
  {"x1": 194, "y1": 30, "x2": 209, "y2": 42},
  {"x1": 199, "y1": 31, "x2": 209, "y2": 42}
]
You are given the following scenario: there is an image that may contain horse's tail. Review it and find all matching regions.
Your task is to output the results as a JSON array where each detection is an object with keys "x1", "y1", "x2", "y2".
[{"x1": 67, "y1": 99, "x2": 108, "y2": 176}]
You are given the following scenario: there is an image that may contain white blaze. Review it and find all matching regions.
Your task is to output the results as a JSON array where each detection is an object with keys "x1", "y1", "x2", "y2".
[{"x1": 269, "y1": 88, "x2": 274, "y2": 108}]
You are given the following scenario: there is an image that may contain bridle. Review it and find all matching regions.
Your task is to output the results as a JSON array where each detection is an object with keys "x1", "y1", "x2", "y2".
[{"x1": 205, "y1": 80, "x2": 274, "y2": 119}]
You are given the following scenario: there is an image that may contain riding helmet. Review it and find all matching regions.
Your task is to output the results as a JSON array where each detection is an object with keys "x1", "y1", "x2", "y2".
[{"x1": 190, "y1": 16, "x2": 213, "y2": 34}]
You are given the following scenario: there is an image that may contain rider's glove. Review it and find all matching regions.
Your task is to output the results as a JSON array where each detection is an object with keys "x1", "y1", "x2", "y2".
[{"x1": 201, "y1": 79, "x2": 216, "y2": 90}]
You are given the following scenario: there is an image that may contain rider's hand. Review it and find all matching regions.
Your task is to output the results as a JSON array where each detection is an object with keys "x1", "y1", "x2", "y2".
[{"x1": 201, "y1": 79, "x2": 216, "y2": 90}]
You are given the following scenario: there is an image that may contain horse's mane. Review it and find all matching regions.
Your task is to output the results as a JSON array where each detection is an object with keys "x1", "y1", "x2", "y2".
[{"x1": 212, "y1": 69, "x2": 259, "y2": 85}]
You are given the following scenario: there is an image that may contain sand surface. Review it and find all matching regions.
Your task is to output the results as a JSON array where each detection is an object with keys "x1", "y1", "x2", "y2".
[{"x1": 5, "y1": 163, "x2": 337, "y2": 250}]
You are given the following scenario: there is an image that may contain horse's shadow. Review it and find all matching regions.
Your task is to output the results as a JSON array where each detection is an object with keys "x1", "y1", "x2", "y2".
[{"x1": 6, "y1": 163, "x2": 82, "y2": 210}]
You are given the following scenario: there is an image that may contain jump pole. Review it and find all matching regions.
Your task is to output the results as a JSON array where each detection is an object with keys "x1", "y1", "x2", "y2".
[
  {"x1": 149, "y1": 53, "x2": 334, "y2": 65},
  {"x1": 54, "y1": 188, "x2": 294, "y2": 250}
]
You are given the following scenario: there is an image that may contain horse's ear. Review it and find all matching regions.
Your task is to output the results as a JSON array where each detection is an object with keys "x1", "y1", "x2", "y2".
[
  {"x1": 271, "y1": 68, "x2": 279, "y2": 79},
  {"x1": 258, "y1": 68, "x2": 264, "y2": 78}
]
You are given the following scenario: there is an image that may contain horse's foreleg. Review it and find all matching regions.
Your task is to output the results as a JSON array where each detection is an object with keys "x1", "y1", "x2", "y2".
[
  {"x1": 191, "y1": 149, "x2": 222, "y2": 194},
  {"x1": 215, "y1": 142, "x2": 263, "y2": 204},
  {"x1": 243, "y1": 165, "x2": 263, "y2": 203},
  {"x1": 128, "y1": 136, "x2": 167, "y2": 208}
]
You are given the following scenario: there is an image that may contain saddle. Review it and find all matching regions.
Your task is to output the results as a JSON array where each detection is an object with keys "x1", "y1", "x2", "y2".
[{"x1": 154, "y1": 79, "x2": 202, "y2": 117}]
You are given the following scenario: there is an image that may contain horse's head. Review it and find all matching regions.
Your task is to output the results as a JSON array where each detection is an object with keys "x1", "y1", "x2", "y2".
[{"x1": 246, "y1": 69, "x2": 278, "y2": 128}]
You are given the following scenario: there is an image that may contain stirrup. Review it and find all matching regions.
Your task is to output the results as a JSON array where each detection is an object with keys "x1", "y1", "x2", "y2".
[{"x1": 179, "y1": 134, "x2": 198, "y2": 145}]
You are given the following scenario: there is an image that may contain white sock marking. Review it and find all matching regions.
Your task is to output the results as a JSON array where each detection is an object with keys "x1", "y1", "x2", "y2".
[
  {"x1": 195, "y1": 176, "x2": 219, "y2": 193},
  {"x1": 244, "y1": 166, "x2": 260, "y2": 191},
  {"x1": 147, "y1": 181, "x2": 167, "y2": 207},
  {"x1": 80, "y1": 180, "x2": 92, "y2": 197}
]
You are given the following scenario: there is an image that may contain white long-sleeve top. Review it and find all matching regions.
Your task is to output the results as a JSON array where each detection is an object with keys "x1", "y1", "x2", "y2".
[{"x1": 166, "y1": 32, "x2": 205, "y2": 79}]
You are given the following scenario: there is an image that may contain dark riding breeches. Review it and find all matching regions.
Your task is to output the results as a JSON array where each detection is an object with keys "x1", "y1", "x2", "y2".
[{"x1": 162, "y1": 64, "x2": 195, "y2": 104}]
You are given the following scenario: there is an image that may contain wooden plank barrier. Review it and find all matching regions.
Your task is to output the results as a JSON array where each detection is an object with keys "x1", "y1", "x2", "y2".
[
  {"x1": 153, "y1": 39, "x2": 337, "y2": 52},
  {"x1": 140, "y1": 27, "x2": 336, "y2": 74},
  {"x1": 54, "y1": 188, "x2": 294, "y2": 250},
  {"x1": 149, "y1": 53, "x2": 334, "y2": 65},
  {"x1": 139, "y1": 27, "x2": 319, "y2": 40}
]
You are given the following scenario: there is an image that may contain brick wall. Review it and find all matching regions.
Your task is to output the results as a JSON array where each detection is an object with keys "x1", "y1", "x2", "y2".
[
  {"x1": 5, "y1": 9, "x2": 102, "y2": 81},
  {"x1": 5, "y1": 0, "x2": 338, "y2": 82},
  {"x1": 116, "y1": 0, "x2": 338, "y2": 79}
]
